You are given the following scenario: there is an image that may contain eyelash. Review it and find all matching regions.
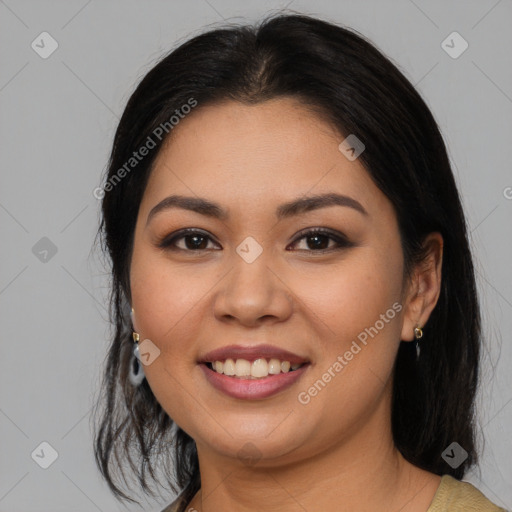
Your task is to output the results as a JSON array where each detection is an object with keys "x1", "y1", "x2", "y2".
[{"x1": 157, "y1": 227, "x2": 353, "y2": 254}]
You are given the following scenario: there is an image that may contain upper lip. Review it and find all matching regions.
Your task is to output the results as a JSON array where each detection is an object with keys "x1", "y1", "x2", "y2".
[{"x1": 198, "y1": 344, "x2": 309, "y2": 365}]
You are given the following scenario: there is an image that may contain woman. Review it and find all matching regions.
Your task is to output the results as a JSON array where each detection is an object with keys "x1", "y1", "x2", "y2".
[{"x1": 92, "y1": 13, "x2": 508, "y2": 512}]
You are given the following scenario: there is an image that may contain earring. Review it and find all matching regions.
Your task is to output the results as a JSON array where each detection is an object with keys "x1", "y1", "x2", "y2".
[
  {"x1": 414, "y1": 325, "x2": 423, "y2": 361},
  {"x1": 129, "y1": 308, "x2": 145, "y2": 386}
]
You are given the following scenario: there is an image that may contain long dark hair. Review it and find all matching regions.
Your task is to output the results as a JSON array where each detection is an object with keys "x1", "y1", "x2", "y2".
[{"x1": 92, "y1": 13, "x2": 481, "y2": 510}]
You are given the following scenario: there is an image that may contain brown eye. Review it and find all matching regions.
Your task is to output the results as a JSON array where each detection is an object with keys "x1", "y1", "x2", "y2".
[
  {"x1": 181, "y1": 234, "x2": 209, "y2": 250},
  {"x1": 158, "y1": 229, "x2": 220, "y2": 251},
  {"x1": 288, "y1": 228, "x2": 353, "y2": 252}
]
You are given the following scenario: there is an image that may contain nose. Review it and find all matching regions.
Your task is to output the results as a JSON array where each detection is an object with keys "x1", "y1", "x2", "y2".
[{"x1": 213, "y1": 249, "x2": 294, "y2": 327}]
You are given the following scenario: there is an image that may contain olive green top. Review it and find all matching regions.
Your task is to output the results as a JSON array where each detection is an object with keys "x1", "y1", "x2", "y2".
[
  {"x1": 161, "y1": 474, "x2": 509, "y2": 512},
  {"x1": 426, "y1": 475, "x2": 508, "y2": 511}
]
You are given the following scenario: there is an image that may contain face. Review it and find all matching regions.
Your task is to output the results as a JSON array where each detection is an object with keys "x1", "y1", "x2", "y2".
[{"x1": 130, "y1": 97, "x2": 411, "y2": 467}]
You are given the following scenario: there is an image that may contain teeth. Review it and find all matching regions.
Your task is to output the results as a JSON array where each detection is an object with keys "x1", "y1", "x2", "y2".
[
  {"x1": 209, "y1": 358, "x2": 305, "y2": 378},
  {"x1": 268, "y1": 359, "x2": 281, "y2": 374},
  {"x1": 223, "y1": 359, "x2": 235, "y2": 376},
  {"x1": 251, "y1": 358, "x2": 268, "y2": 378},
  {"x1": 235, "y1": 358, "x2": 251, "y2": 377}
]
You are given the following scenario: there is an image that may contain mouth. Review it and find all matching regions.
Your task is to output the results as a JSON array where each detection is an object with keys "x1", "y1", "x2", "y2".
[{"x1": 197, "y1": 344, "x2": 311, "y2": 399}]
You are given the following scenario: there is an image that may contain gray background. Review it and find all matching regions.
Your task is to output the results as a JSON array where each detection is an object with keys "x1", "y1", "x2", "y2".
[{"x1": 1, "y1": 0, "x2": 511, "y2": 510}]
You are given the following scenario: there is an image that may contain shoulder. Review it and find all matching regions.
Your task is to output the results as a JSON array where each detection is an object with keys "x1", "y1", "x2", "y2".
[{"x1": 427, "y1": 474, "x2": 509, "y2": 512}]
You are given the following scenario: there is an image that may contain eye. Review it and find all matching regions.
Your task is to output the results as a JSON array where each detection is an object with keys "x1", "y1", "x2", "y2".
[
  {"x1": 287, "y1": 228, "x2": 353, "y2": 252},
  {"x1": 158, "y1": 228, "x2": 220, "y2": 251}
]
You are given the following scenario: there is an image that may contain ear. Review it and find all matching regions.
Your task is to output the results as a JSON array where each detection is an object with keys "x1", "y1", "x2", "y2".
[{"x1": 400, "y1": 232, "x2": 443, "y2": 341}]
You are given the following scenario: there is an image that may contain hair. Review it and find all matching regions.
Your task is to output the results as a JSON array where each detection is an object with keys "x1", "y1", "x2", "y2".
[{"x1": 92, "y1": 12, "x2": 481, "y2": 511}]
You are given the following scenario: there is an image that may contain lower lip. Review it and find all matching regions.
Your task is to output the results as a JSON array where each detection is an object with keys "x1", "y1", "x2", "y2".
[{"x1": 199, "y1": 363, "x2": 310, "y2": 400}]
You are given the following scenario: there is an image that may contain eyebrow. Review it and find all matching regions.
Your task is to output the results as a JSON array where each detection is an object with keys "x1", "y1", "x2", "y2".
[{"x1": 146, "y1": 192, "x2": 368, "y2": 226}]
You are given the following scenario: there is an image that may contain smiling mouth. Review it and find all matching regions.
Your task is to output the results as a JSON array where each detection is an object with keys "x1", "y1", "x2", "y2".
[{"x1": 203, "y1": 358, "x2": 308, "y2": 379}]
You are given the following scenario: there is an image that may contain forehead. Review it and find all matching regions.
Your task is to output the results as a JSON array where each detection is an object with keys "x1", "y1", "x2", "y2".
[{"x1": 142, "y1": 98, "x2": 390, "y2": 219}]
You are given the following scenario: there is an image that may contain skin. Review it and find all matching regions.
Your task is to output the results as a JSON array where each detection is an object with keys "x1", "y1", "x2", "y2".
[{"x1": 129, "y1": 97, "x2": 444, "y2": 512}]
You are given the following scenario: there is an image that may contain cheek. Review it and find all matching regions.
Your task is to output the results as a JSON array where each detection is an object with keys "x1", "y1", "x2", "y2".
[
  {"x1": 290, "y1": 252, "x2": 403, "y2": 441},
  {"x1": 130, "y1": 244, "x2": 217, "y2": 343},
  {"x1": 289, "y1": 246, "x2": 404, "y2": 345},
  {"x1": 130, "y1": 249, "x2": 212, "y2": 428},
  {"x1": 295, "y1": 249, "x2": 404, "y2": 404}
]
